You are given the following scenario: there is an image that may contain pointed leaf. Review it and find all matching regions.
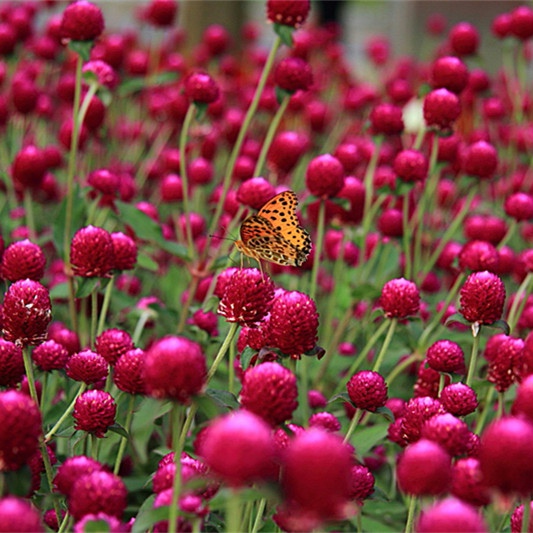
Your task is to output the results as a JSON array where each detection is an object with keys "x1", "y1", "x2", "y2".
[
  {"x1": 75, "y1": 277, "x2": 101, "y2": 298},
  {"x1": 240, "y1": 346, "x2": 257, "y2": 370},
  {"x1": 274, "y1": 23, "x2": 294, "y2": 47}
]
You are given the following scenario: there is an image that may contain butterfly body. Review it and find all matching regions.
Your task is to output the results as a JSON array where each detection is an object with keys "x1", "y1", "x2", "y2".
[{"x1": 235, "y1": 191, "x2": 311, "y2": 267}]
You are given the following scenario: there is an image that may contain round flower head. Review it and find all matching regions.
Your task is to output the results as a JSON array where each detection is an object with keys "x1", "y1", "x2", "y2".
[
  {"x1": 66, "y1": 350, "x2": 108, "y2": 384},
  {"x1": 510, "y1": 5, "x2": 533, "y2": 40},
  {"x1": 480, "y1": 416, "x2": 533, "y2": 495},
  {"x1": 308, "y1": 389, "x2": 328, "y2": 409},
  {"x1": 505, "y1": 192, "x2": 533, "y2": 222},
  {"x1": 440, "y1": 383, "x2": 478, "y2": 416},
  {"x1": 1, "y1": 239, "x2": 46, "y2": 281},
  {"x1": 0, "y1": 339, "x2": 24, "y2": 386},
  {"x1": 60, "y1": 1, "x2": 104, "y2": 41},
  {"x1": 11, "y1": 145, "x2": 47, "y2": 190},
  {"x1": 349, "y1": 464, "x2": 375, "y2": 503},
  {"x1": 268, "y1": 130, "x2": 308, "y2": 174},
  {"x1": 423, "y1": 88, "x2": 461, "y2": 130},
  {"x1": 274, "y1": 57, "x2": 313, "y2": 93},
  {"x1": 430, "y1": 56, "x2": 469, "y2": 94},
  {"x1": 451, "y1": 457, "x2": 491, "y2": 507},
  {"x1": 217, "y1": 268, "x2": 274, "y2": 327},
  {"x1": 70, "y1": 225, "x2": 115, "y2": 278},
  {"x1": 266, "y1": 0, "x2": 310, "y2": 27},
  {"x1": 511, "y1": 502, "x2": 533, "y2": 533},
  {"x1": 401, "y1": 396, "x2": 446, "y2": 444},
  {"x1": 74, "y1": 513, "x2": 123, "y2": 533},
  {"x1": 236, "y1": 177, "x2": 276, "y2": 210},
  {"x1": 369, "y1": 103, "x2": 404, "y2": 136},
  {"x1": 184, "y1": 72, "x2": 220, "y2": 105},
  {"x1": 82, "y1": 60, "x2": 118, "y2": 90},
  {"x1": 48, "y1": 322, "x2": 81, "y2": 355},
  {"x1": 380, "y1": 278, "x2": 420, "y2": 319},
  {"x1": 421, "y1": 413, "x2": 470, "y2": 457},
  {"x1": 87, "y1": 168, "x2": 119, "y2": 195},
  {"x1": 73, "y1": 390, "x2": 116, "y2": 438},
  {"x1": 309, "y1": 412, "x2": 341, "y2": 433},
  {"x1": 393, "y1": 149, "x2": 428, "y2": 183},
  {"x1": 200, "y1": 410, "x2": 276, "y2": 487},
  {"x1": 240, "y1": 362, "x2": 298, "y2": 426},
  {"x1": 0, "y1": 496, "x2": 44, "y2": 532},
  {"x1": 280, "y1": 428, "x2": 353, "y2": 521},
  {"x1": 32, "y1": 339, "x2": 69, "y2": 372},
  {"x1": 144, "y1": 0, "x2": 178, "y2": 28},
  {"x1": 459, "y1": 270, "x2": 505, "y2": 325},
  {"x1": 347, "y1": 370, "x2": 388, "y2": 412},
  {"x1": 54, "y1": 455, "x2": 104, "y2": 496},
  {"x1": 305, "y1": 154, "x2": 345, "y2": 198},
  {"x1": 458, "y1": 240, "x2": 499, "y2": 272},
  {"x1": 114, "y1": 348, "x2": 146, "y2": 395},
  {"x1": 269, "y1": 290, "x2": 319, "y2": 357},
  {"x1": 426, "y1": 340, "x2": 465, "y2": 374},
  {"x1": 415, "y1": 497, "x2": 488, "y2": 533},
  {"x1": 2, "y1": 279, "x2": 51, "y2": 346},
  {"x1": 449, "y1": 21, "x2": 480, "y2": 56},
  {"x1": 144, "y1": 336, "x2": 206, "y2": 403},
  {"x1": 111, "y1": 232, "x2": 137, "y2": 271},
  {"x1": 397, "y1": 439, "x2": 452, "y2": 496},
  {"x1": 461, "y1": 140, "x2": 498, "y2": 179},
  {"x1": 95, "y1": 328, "x2": 134, "y2": 365},
  {"x1": 68, "y1": 470, "x2": 127, "y2": 521},
  {"x1": 485, "y1": 334, "x2": 523, "y2": 393}
]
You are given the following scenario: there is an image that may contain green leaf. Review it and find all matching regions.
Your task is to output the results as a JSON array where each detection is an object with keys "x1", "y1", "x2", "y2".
[
  {"x1": 158, "y1": 240, "x2": 190, "y2": 260},
  {"x1": 204, "y1": 388, "x2": 239, "y2": 410},
  {"x1": 131, "y1": 495, "x2": 163, "y2": 533},
  {"x1": 444, "y1": 312, "x2": 470, "y2": 328},
  {"x1": 107, "y1": 422, "x2": 129, "y2": 439},
  {"x1": 115, "y1": 201, "x2": 165, "y2": 242},
  {"x1": 351, "y1": 282, "x2": 381, "y2": 301},
  {"x1": 275, "y1": 86, "x2": 291, "y2": 104},
  {"x1": 49, "y1": 281, "x2": 69, "y2": 300},
  {"x1": 240, "y1": 346, "x2": 257, "y2": 370},
  {"x1": 485, "y1": 319, "x2": 510, "y2": 335},
  {"x1": 273, "y1": 23, "x2": 294, "y2": 47},
  {"x1": 79, "y1": 519, "x2": 112, "y2": 533},
  {"x1": 68, "y1": 40, "x2": 94, "y2": 61},
  {"x1": 353, "y1": 423, "x2": 390, "y2": 457},
  {"x1": 136, "y1": 253, "x2": 159, "y2": 272},
  {"x1": 329, "y1": 392, "x2": 350, "y2": 404},
  {"x1": 374, "y1": 405, "x2": 395, "y2": 422},
  {"x1": 118, "y1": 71, "x2": 179, "y2": 97},
  {"x1": 75, "y1": 277, "x2": 101, "y2": 298}
]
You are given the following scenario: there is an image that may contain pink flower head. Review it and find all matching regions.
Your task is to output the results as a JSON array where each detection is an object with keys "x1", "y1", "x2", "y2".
[
  {"x1": 380, "y1": 278, "x2": 420, "y2": 319},
  {"x1": 266, "y1": 0, "x2": 310, "y2": 27},
  {"x1": 416, "y1": 497, "x2": 487, "y2": 532},
  {"x1": 82, "y1": 60, "x2": 117, "y2": 89},
  {"x1": 184, "y1": 72, "x2": 220, "y2": 105},
  {"x1": 426, "y1": 340, "x2": 465, "y2": 374},
  {"x1": 0, "y1": 496, "x2": 44, "y2": 532},
  {"x1": 95, "y1": 328, "x2": 134, "y2": 365},
  {"x1": 347, "y1": 370, "x2": 388, "y2": 412},
  {"x1": 1, "y1": 239, "x2": 46, "y2": 281},
  {"x1": 0, "y1": 339, "x2": 24, "y2": 386},
  {"x1": 459, "y1": 270, "x2": 506, "y2": 325},
  {"x1": 73, "y1": 390, "x2": 117, "y2": 437},
  {"x1": 60, "y1": 1, "x2": 104, "y2": 41},
  {"x1": 32, "y1": 339, "x2": 69, "y2": 372},
  {"x1": 440, "y1": 382, "x2": 478, "y2": 416},
  {"x1": 70, "y1": 225, "x2": 115, "y2": 278},
  {"x1": 306, "y1": 154, "x2": 345, "y2": 198},
  {"x1": 423, "y1": 88, "x2": 461, "y2": 130},
  {"x1": 274, "y1": 57, "x2": 313, "y2": 93},
  {"x1": 66, "y1": 350, "x2": 108, "y2": 384}
]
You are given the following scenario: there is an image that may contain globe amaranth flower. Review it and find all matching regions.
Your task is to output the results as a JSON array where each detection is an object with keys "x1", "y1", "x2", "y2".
[
  {"x1": 430, "y1": 56, "x2": 469, "y2": 94},
  {"x1": 393, "y1": 149, "x2": 428, "y2": 183},
  {"x1": 451, "y1": 457, "x2": 491, "y2": 507},
  {"x1": 111, "y1": 231, "x2": 137, "y2": 270},
  {"x1": 114, "y1": 348, "x2": 146, "y2": 395},
  {"x1": 240, "y1": 362, "x2": 298, "y2": 426},
  {"x1": 0, "y1": 339, "x2": 24, "y2": 387},
  {"x1": 236, "y1": 177, "x2": 276, "y2": 210},
  {"x1": 510, "y1": 5, "x2": 533, "y2": 40},
  {"x1": 461, "y1": 140, "x2": 498, "y2": 179},
  {"x1": 217, "y1": 268, "x2": 275, "y2": 327},
  {"x1": 266, "y1": 0, "x2": 310, "y2": 28},
  {"x1": 401, "y1": 396, "x2": 446, "y2": 444},
  {"x1": 449, "y1": 22, "x2": 480, "y2": 56},
  {"x1": 347, "y1": 370, "x2": 388, "y2": 412},
  {"x1": 459, "y1": 270, "x2": 506, "y2": 325},
  {"x1": 74, "y1": 513, "x2": 124, "y2": 533},
  {"x1": 439, "y1": 382, "x2": 478, "y2": 416},
  {"x1": 144, "y1": 336, "x2": 206, "y2": 403},
  {"x1": 32, "y1": 339, "x2": 69, "y2": 372},
  {"x1": 2, "y1": 279, "x2": 52, "y2": 346},
  {"x1": 309, "y1": 412, "x2": 341, "y2": 433},
  {"x1": 0, "y1": 390, "x2": 42, "y2": 471},
  {"x1": 67, "y1": 470, "x2": 127, "y2": 521},
  {"x1": 426, "y1": 339, "x2": 465, "y2": 374},
  {"x1": 184, "y1": 72, "x2": 220, "y2": 104},
  {"x1": 1, "y1": 239, "x2": 46, "y2": 281},
  {"x1": 305, "y1": 154, "x2": 345, "y2": 198},
  {"x1": 48, "y1": 321, "x2": 81, "y2": 355},
  {"x1": 415, "y1": 498, "x2": 487, "y2": 533},
  {"x1": 11, "y1": 145, "x2": 47, "y2": 190},
  {"x1": 60, "y1": 1, "x2": 104, "y2": 41},
  {"x1": 82, "y1": 60, "x2": 118, "y2": 89},
  {"x1": 511, "y1": 502, "x2": 533, "y2": 533},
  {"x1": 421, "y1": 413, "x2": 470, "y2": 457},
  {"x1": 200, "y1": 410, "x2": 276, "y2": 487},
  {"x1": 269, "y1": 289, "x2": 319, "y2": 357},
  {"x1": 274, "y1": 57, "x2": 313, "y2": 93},
  {"x1": 369, "y1": 102, "x2": 404, "y2": 136},
  {"x1": 504, "y1": 192, "x2": 533, "y2": 222},
  {"x1": 458, "y1": 239, "x2": 499, "y2": 272},
  {"x1": 73, "y1": 390, "x2": 116, "y2": 438},
  {"x1": 380, "y1": 278, "x2": 420, "y2": 319},
  {"x1": 485, "y1": 334, "x2": 524, "y2": 393},
  {"x1": 95, "y1": 328, "x2": 134, "y2": 365},
  {"x1": 0, "y1": 496, "x2": 44, "y2": 532},
  {"x1": 70, "y1": 225, "x2": 115, "y2": 278},
  {"x1": 143, "y1": 0, "x2": 178, "y2": 27},
  {"x1": 54, "y1": 455, "x2": 104, "y2": 496},
  {"x1": 397, "y1": 439, "x2": 452, "y2": 496},
  {"x1": 479, "y1": 416, "x2": 533, "y2": 495},
  {"x1": 423, "y1": 88, "x2": 461, "y2": 130},
  {"x1": 349, "y1": 465, "x2": 375, "y2": 504},
  {"x1": 279, "y1": 428, "x2": 353, "y2": 522},
  {"x1": 66, "y1": 350, "x2": 108, "y2": 384}
]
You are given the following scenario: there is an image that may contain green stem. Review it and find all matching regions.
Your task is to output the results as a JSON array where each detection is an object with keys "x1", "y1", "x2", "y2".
[
  {"x1": 298, "y1": 357, "x2": 310, "y2": 426},
  {"x1": 507, "y1": 272, "x2": 533, "y2": 333},
  {"x1": 22, "y1": 346, "x2": 39, "y2": 406},
  {"x1": 250, "y1": 498, "x2": 266, "y2": 533},
  {"x1": 132, "y1": 310, "x2": 152, "y2": 346},
  {"x1": 402, "y1": 193, "x2": 413, "y2": 280},
  {"x1": 168, "y1": 404, "x2": 185, "y2": 533},
  {"x1": 465, "y1": 324, "x2": 481, "y2": 388},
  {"x1": 343, "y1": 408, "x2": 363, "y2": 444},
  {"x1": 522, "y1": 496, "x2": 531, "y2": 533},
  {"x1": 309, "y1": 198, "x2": 327, "y2": 301},
  {"x1": 96, "y1": 275, "x2": 115, "y2": 337},
  {"x1": 23, "y1": 189, "x2": 36, "y2": 241},
  {"x1": 207, "y1": 322, "x2": 239, "y2": 383},
  {"x1": 474, "y1": 386, "x2": 495, "y2": 434},
  {"x1": 372, "y1": 318, "x2": 398, "y2": 374},
  {"x1": 386, "y1": 352, "x2": 422, "y2": 387},
  {"x1": 226, "y1": 489, "x2": 243, "y2": 533},
  {"x1": 404, "y1": 494, "x2": 417, "y2": 533},
  {"x1": 90, "y1": 290, "x2": 98, "y2": 349},
  {"x1": 497, "y1": 218, "x2": 517, "y2": 250},
  {"x1": 45, "y1": 382, "x2": 87, "y2": 441},
  {"x1": 253, "y1": 95, "x2": 290, "y2": 177},
  {"x1": 113, "y1": 394, "x2": 135, "y2": 475}
]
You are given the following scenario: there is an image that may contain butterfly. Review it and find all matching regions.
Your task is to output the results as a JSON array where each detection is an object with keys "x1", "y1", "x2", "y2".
[{"x1": 235, "y1": 190, "x2": 311, "y2": 267}]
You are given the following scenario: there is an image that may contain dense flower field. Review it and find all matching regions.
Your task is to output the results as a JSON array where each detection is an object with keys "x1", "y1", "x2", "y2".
[{"x1": 3, "y1": 0, "x2": 533, "y2": 531}]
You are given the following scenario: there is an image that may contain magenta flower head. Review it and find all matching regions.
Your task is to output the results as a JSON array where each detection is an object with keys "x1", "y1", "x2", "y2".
[
  {"x1": 73, "y1": 390, "x2": 117, "y2": 438},
  {"x1": 440, "y1": 382, "x2": 478, "y2": 416},
  {"x1": 421, "y1": 413, "x2": 470, "y2": 457},
  {"x1": 0, "y1": 390, "x2": 42, "y2": 471},
  {"x1": 83, "y1": 60, "x2": 118, "y2": 90},
  {"x1": 459, "y1": 270, "x2": 506, "y2": 325},
  {"x1": 1, "y1": 239, "x2": 46, "y2": 282},
  {"x1": 369, "y1": 103, "x2": 404, "y2": 136},
  {"x1": 416, "y1": 497, "x2": 488, "y2": 533},
  {"x1": 423, "y1": 88, "x2": 461, "y2": 130},
  {"x1": 426, "y1": 340, "x2": 465, "y2": 374},
  {"x1": 305, "y1": 153, "x2": 345, "y2": 198},
  {"x1": 397, "y1": 439, "x2": 452, "y2": 496},
  {"x1": 200, "y1": 410, "x2": 276, "y2": 487},
  {"x1": 504, "y1": 192, "x2": 533, "y2": 222},
  {"x1": 274, "y1": 57, "x2": 313, "y2": 94},
  {"x1": 393, "y1": 149, "x2": 428, "y2": 183},
  {"x1": 240, "y1": 362, "x2": 298, "y2": 426},
  {"x1": 11, "y1": 145, "x2": 47, "y2": 190},
  {"x1": 347, "y1": 370, "x2": 388, "y2": 412},
  {"x1": 349, "y1": 465, "x2": 375, "y2": 503},
  {"x1": 111, "y1": 232, "x2": 137, "y2": 271},
  {"x1": 32, "y1": 339, "x2": 69, "y2": 372},
  {"x1": 269, "y1": 289, "x2": 319, "y2": 358},
  {"x1": 309, "y1": 412, "x2": 341, "y2": 433},
  {"x1": 280, "y1": 428, "x2": 353, "y2": 522},
  {"x1": 401, "y1": 396, "x2": 446, "y2": 444},
  {"x1": 54, "y1": 455, "x2": 104, "y2": 496},
  {"x1": 479, "y1": 416, "x2": 533, "y2": 495},
  {"x1": 485, "y1": 334, "x2": 524, "y2": 393},
  {"x1": 0, "y1": 496, "x2": 44, "y2": 532},
  {"x1": 74, "y1": 513, "x2": 123, "y2": 533},
  {"x1": 510, "y1": 5, "x2": 533, "y2": 40},
  {"x1": 380, "y1": 278, "x2": 420, "y2": 319},
  {"x1": 70, "y1": 225, "x2": 115, "y2": 278},
  {"x1": 449, "y1": 21, "x2": 480, "y2": 56},
  {"x1": 184, "y1": 72, "x2": 220, "y2": 105},
  {"x1": 60, "y1": 1, "x2": 104, "y2": 42},
  {"x1": 95, "y1": 328, "x2": 134, "y2": 365},
  {"x1": 144, "y1": 336, "x2": 207, "y2": 404},
  {"x1": 458, "y1": 240, "x2": 499, "y2": 272},
  {"x1": 236, "y1": 178, "x2": 276, "y2": 210},
  {"x1": 68, "y1": 470, "x2": 127, "y2": 521},
  {"x1": 217, "y1": 268, "x2": 274, "y2": 327},
  {"x1": 66, "y1": 350, "x2": 108, "y2": 384},
  {"x1": 144, "y1": 0, "x2": 178, "y2": 28},
  {"x1": 0, "y1": 339, "x2": 24, "y2": 387},
  {"x1": 2, "y1": 279, "x2": 52, "y2": 346},
  {"x1": 430, "y1": 55, "x2": 469, "y2": 94},
  {"x1": 461, "y1": 140, "x2": 498, "y2": 180},
  {"x1": 451, "y1": 457, "x2": 491, "y2": 507},
  {"x1": 266, "y1": 0, "x2": 310, "y2": 28},
  {"x1": 114, "y1": 348, "x2": 146, "y2": 395}
]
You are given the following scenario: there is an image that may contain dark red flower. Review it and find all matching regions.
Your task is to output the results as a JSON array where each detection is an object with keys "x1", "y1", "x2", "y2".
[
  {"x1": 306, "y1": 154, "x2": 345, "y2": 198},
  {"x1": 1, "y1": 239, "x2": 46, "y2": 282},
  {"x1": 54, "y1": 455, "x2": 104, "y2": 496},
  {"x1": 274, "y1": 57, "x2": 313, "y2": 93},
  {"x1": 458, "y1": 240, "x2": 499, "y2": 272},
  {"x1": 60, "y1": 1, "x2": 104, "y2": 41},
  {"x1": 421, "y1": 413, "x2": 470, "y2": 457},
  {"x1": 66, "y1": 350, "x2": 108, "y2": 384},
  {"x1": 144, "y1": 0, "x2": 178, "y2": 28},
  {"x1": 11, "y1": 145, "x2": 47, "y2": 190},
  {"x1": 114, "y1": 348, "x2": 146, "y2": 395},
  {"x1": 184, "y1": 72, "x2": 220, "y2": 104},
  {"x1": 73, "y1": 390, "x2": 117, "y2": 438},
  {"x1": 415, "y1": 498, "x2": 487, "y2": 532},
  {"x1": 439, "y1": 383, "x2": 478, "y2": 416},
  {"x1": 459, "y1": 270, "x2": 506, "y2": 325},
  {"x1": 70, "y1": 225, "x2": 115, "y2": 278},
  {"x1": 380, "y1": 278, "x2": 420, "y2": 319},
  {"x1": 95, "y1": 328, "x2": 134, "y2": 365},
  {"x1": 426, "y1": 340, "x2": 465, "y2": 374},
  {"x1": 393, "y1": 149, "x2": 428, "y2": 183},
  {"x1": 369, "y1": 103, "x2": 404, "y2": 136},
  {"x1": 510, "y1": 6, "x2": 533, "y2": 40},
  {"x1": 236, "y1": 178, "x2": 276, "y2": 210},
  {"x1": 430, "y1": 56, "x2": 469, "y2": 94},
  {"x1": 347, "y1": 370, "x2": 388, "y2": 412},
  {"x1": 349, "y1": 465, "x2": 375, "y2": 503},
  {"x1": 32, "y1": 339, "x2": 69, "y2": 372},
  {"x1": 0, "y1": 496, "x2": 44, "y2": 532},
  {"x1": 423, "y1": 88, "x2": 461, "y2": 130},
  {"x1": 266, "y1": 0, "x2": 310, "y2": 27},
  {"x1": 449, "y1": 22, "x2": 479, "y2": 56},
  {"x1": 309, "y1": 412, "x2": 341, "y2": 433},
  {"x1": 401, "y1": 396, "x2": 446, "y2": 444},
  {"x1": 0, "y1": 339, "x2": 24, "y2": 387},
  {"x1": 461, "y1": 140, "x2": 498, "y2": 179},
  {"x1": 485, "y1": 334, "x2": 524, "y2": 393},
  {"x1": 451, "y1": 457, "x2": 491, "y2": 507},
  {"x1": 504, "y1": 192, "x2": 533, "y2": 222}
]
